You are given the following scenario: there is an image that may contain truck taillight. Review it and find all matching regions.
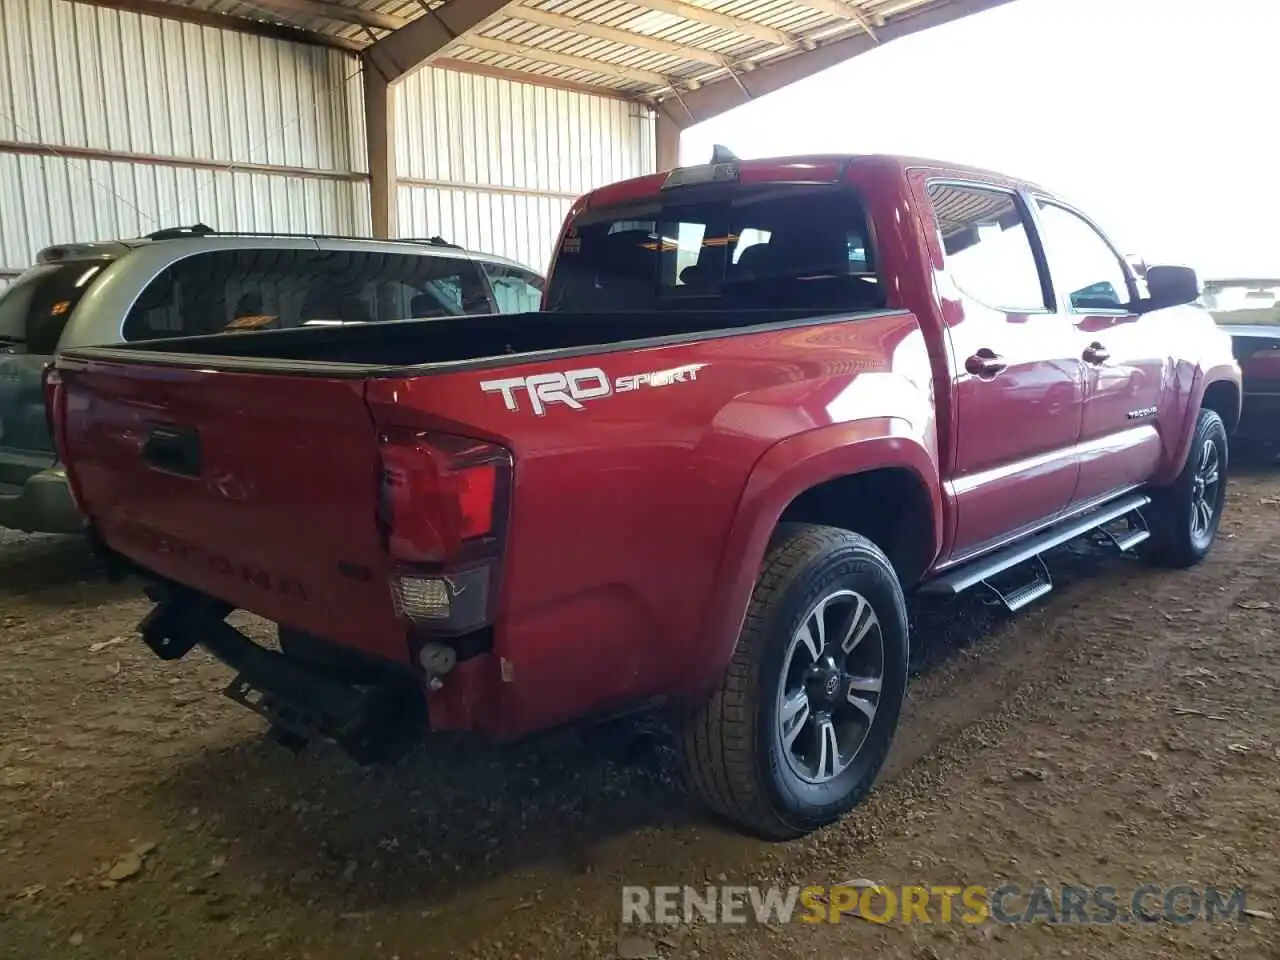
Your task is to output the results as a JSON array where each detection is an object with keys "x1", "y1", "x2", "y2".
[{"x1": 379, "y1": 430, "x2": 511, "y2": 634}]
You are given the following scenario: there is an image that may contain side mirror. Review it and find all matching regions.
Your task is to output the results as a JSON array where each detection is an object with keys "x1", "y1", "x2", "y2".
[{"x1": 1144, "y1": 265, "x2": 1200, "y2": 308}]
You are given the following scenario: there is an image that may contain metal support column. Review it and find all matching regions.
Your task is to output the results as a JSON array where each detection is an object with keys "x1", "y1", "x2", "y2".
[
  {"x1": 363, "y1": 58, "x2": 397, "y2": 239},
  {"x1": 656, "y1": 110, "x2": 683, "y2": 172}
]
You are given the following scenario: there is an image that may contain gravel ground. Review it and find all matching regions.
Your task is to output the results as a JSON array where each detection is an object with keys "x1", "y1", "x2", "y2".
[{"x1": 1, "y1": 469, "x2": 1278, "y2": 959}]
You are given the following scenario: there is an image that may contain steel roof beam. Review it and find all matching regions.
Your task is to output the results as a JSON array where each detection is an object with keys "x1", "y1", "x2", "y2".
[
  {"x1": 363, "y1": 0, "x2": 517, "y2": 81},
  {"x1": 636, "y1": 0, "x2": 798, "y2": 48},
  {"x1": 65, "y1": 0, "x2": 360, "y2": 51},
  {"x1": 244, "y1": 0, "x2": 407, "y2": 32},
  {"x1": 432, "y1": 55, "x2": 647, "y2": 100},
  {"x1": 505, "y1": 6, "x2": 733, "y2": 68},
  {"x1": 460, "y1": 35, "x2": 673, "y2": 88},
  {"x1": 789, "y1": 0, "x2": 882, "y2": 37}
]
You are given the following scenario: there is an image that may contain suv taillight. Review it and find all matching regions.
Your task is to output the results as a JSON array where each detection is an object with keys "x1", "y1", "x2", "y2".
[
  {"x1": 379, "y1": 429, "x2": 512, "y2": 634},
  {"x1": 42, "y1": 364, "x2": 63, "y2": 459}
]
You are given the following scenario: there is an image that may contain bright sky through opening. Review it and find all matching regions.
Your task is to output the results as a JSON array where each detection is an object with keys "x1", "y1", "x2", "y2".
[{"x1": 682, "y1": 0, "x2": 1278, "y2": 279}]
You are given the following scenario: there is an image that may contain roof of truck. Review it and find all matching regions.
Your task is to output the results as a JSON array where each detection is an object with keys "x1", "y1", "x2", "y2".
[{"x1": 580, "y1": 153, "x2": 1055, "y2": 210}]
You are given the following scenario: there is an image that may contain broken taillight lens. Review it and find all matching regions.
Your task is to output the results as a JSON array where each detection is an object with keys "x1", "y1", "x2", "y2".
[{"x1": 379, "y1": 430, "x2": 511, "y2": 633}]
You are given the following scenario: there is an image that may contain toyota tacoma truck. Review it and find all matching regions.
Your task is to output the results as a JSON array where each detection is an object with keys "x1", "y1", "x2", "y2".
[{"x1": 52, "y1": 154, "x2": 1240, "y2": 840}]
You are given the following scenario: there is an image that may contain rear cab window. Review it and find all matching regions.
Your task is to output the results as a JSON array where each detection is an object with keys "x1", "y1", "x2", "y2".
[
  {"x1": 124, "y1": 248, "x2": 494, "y2": 342},
  {"x1": 0, "y1": 260, "x2": 113, "y2": 354},
  {"x1": 546, "y1": 184, "x2": 884, "y2": 314}
]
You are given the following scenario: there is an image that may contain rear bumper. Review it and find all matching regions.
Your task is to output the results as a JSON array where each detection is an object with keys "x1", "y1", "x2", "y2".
[
  {"x1": 0, "y1": 465, "x2": 83, "y2": 534},
  {"x1": 135, "y1": 579, "x2": 426, "y2": 763}
]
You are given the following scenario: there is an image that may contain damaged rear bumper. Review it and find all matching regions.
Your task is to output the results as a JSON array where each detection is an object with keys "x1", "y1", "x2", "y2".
[{"x1": 135, "y1": 579, "x2": 425, "y2": 764}]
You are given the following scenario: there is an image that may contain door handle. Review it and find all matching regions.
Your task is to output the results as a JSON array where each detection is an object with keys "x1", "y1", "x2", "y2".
[
  {"x1": 965, "y1": 349, "x2": 1008, "y2": 378},
  {"x1": 1083, "y1": 342, "x2": 1110, "y2": 364}
]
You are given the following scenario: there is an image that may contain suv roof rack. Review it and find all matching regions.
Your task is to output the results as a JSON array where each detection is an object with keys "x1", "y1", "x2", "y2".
[
  {"x1": 145, "y1": 223, "x2": 215, "y2": 240},
  {"x1": 138, "y1": 225, "x2": 462, "y2": 250},
  {"x1": 401, "y1": 236, "x2": 461, "y2": 249}
]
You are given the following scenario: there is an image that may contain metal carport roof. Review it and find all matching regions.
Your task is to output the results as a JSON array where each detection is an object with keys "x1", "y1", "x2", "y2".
[
  {"x1": 67, "y1": 0, "x2": 1014, "y2": 237},
  {"x1": 76, "y1": 0, "x2": 1014, "y2": 122}
]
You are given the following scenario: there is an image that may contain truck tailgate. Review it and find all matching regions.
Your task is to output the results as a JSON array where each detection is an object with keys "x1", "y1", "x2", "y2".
[{"x1": 58, "y1": 359, "x2": 406, "y2": 661}]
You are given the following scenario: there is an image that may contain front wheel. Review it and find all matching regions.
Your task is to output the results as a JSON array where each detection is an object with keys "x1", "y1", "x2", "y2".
[
  {"x1": 1144, "y1": 407, "x2": 1228, "y2": 568},
  {"x1": 677, "y1": 525, "x2": 909, "y2": 840}
]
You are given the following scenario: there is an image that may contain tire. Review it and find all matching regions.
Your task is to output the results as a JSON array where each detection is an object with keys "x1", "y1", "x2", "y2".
[
  {"x1": 1144, "y1": 407, "x2": 1228, "y2": 569},
  {"x1": 677, "y1": 524, "x2": 909, "y2": 840}
]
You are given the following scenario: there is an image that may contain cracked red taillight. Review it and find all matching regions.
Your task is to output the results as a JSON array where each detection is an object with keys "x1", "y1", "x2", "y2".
[{"x1": 378, "y1": 429, "x2": 511, "y2": 634}]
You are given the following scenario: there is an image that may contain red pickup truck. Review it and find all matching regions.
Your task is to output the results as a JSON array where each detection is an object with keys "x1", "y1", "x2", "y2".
[{"x1": 53, "y1": 154, "x2": 1240, "y2": 840}]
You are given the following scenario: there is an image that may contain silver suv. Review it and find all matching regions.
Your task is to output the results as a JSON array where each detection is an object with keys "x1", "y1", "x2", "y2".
[{"x1": 0, "y1": 226, "x2": 545, "y2": 535}]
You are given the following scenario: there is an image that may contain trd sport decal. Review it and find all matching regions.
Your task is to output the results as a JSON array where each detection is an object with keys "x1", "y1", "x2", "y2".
[{"x1": 480, "y1": 364, "x2": 707, "y2": 416}]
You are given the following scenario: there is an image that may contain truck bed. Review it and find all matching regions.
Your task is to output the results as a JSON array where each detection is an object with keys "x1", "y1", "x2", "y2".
[{"x1": 62, "y1": 307, "x2": 859, "y2": 373}]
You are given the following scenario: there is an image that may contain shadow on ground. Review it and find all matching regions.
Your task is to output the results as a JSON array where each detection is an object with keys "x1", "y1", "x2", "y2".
[
  {"x1": 0, "y1": 531, "x2": 107, "y2": 594},
  {"x1": 147, "y1": 714, "x2": 692, "y2": 913},
  {"x1": 132, "y1": 537, "x2": 1131, "y2": 917}
]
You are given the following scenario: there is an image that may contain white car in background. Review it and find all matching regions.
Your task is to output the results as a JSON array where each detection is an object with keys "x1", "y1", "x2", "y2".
[{"x1": 0, "y1": 226, "x2": 544, "y2": 534}]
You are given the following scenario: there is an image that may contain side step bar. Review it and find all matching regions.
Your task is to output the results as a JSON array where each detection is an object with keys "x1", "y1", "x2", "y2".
[
  {"x1": 921, "y1": 492, "x2": 1152, "y2": 600},
  {"x1": 980, "y1": 555, "x2": 1054, "y2": 613}
]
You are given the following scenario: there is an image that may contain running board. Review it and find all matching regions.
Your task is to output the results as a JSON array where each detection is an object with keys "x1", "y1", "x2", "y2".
[{"x1": 922, "y1": 492, "x2": 1151, "y2": 597}]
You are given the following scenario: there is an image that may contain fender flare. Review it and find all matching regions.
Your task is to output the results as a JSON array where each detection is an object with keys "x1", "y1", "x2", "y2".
[
  {"x1": 1152, "y1": 362, "x2": 1240, "y2": 487},
  {"x1": 676, "y1": 418, "x2": 943, "y2": 698}
]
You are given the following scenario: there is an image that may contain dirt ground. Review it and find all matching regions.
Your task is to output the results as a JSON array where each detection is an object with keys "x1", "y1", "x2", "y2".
[{"x1": 2, "y1": 468, "x2": 1279, "y2": 960}]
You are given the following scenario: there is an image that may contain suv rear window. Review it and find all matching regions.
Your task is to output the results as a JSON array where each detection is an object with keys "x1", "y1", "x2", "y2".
[
  {"x1": 0, "y1": 261, "x2": 113, "y2": 354},
  {"x1": 546, "y1": 184, "x2": 882, "y2": 313},
  {"x1": 123, "y1": 248, "x2": 493, "y2": 342}
]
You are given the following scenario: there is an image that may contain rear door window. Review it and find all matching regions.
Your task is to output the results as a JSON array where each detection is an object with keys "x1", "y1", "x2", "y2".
[
  {"x1": 123, "y1": 249, "x2": 494, "y2": 341},
  {"x1": 0, "y1": 261, "x2": 113, "y2": 354},
  {"x1": 926, "y1": 183, "x2": 1046, "y2": 313},
  {"x1": 546, "y1": 185, "x2": 882, "y2": 313}
]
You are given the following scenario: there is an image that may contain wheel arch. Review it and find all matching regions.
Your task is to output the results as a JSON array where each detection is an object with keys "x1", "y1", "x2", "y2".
[
  {"x1": 1153, "y1": 365, "x2": 1241, "y2": 487},
  {"x1": 1201, "y1": 377, "x2": 1240, "y2": 436},
  {"x1": 680, "y1": 419, "x2": 942, "y2": 698}
]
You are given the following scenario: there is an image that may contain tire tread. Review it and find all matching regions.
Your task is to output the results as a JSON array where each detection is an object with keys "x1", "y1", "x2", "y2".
[{"x1": 679, "y1": 524, "x2": 901, "y2": 840}]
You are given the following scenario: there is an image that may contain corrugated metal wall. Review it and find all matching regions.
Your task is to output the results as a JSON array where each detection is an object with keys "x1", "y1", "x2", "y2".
[
  {"x1": 0, "y1": 0, "x2": 655, "y2": 281},
  {"x1": 0, "y1": 0, "x2": 369, "y2": 274},
  {"x1": 395, "y1": 69, "x2": 655, "y2": 273}
]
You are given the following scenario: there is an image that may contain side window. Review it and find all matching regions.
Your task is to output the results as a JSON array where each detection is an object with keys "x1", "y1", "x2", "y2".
[
  {"x1": 124, "y1": 250, "x2": 310, "y2": 340},
  {"x1": 1034, "y1": 201, "x2": 1132, "y2": 311},
  {"x1": 481, "y1": 263, "x2": 544, "y2": 313},
  {"x1": 927, "y1": 183, "x2": 1046, "y2": 313},
  {"x1": 304, "y1": 251, "x2": 491, "y2": 323},
  {"x1": 123, "y1": 249, "x2": 496, "y2": 341}
]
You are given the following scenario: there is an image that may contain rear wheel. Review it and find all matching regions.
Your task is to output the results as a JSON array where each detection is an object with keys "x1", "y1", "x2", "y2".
[
  {"x1": 1144, "y1": 407, "x2": 1228, "y2": 568},
  {"x1": 678, "y1": 524, "x2": 908, "y2": 840}
]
